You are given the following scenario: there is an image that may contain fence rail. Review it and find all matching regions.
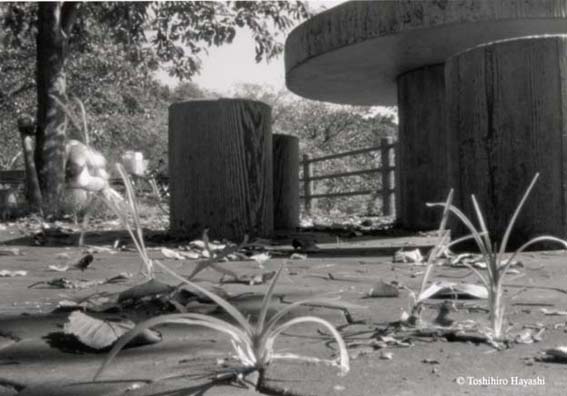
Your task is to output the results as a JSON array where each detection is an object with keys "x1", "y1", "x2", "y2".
[
  {"x1": 300, "y1": 137, "x2": 396, "y2": 216},
  {"x1": 1, "y1": 138, "x2": 397, "y2": 217}
]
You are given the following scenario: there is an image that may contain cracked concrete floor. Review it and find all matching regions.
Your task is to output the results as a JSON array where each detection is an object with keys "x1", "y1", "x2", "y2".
[{"x1": 1, "y1": 230, "x2": 567, "y2": 395}]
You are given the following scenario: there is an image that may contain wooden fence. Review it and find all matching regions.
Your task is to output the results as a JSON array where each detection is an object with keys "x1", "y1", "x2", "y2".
[
  {"x1": 1, "y1": 137, "x2": 397, "y2": 216},
  {"x1": 300, "y1": 137, "x2": 396, "y2": 216}
]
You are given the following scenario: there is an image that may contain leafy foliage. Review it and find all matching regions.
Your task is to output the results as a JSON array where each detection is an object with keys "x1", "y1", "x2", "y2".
[
  {"x1": 2, "y1": 2, "x2": 310, "y2": 80},
  {"x1": 0, "y1": 1, "x2": 310, "y2": 212}
]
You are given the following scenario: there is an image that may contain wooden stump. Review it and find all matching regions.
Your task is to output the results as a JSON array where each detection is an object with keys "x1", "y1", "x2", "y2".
[
  {"x1": 396, "y1": 64, "x2": 450, "y2": 230},
  {"x1": 446, "y1": 36, "x2": 567, "y2": 244},
  {"x1": 273, "y1": 134, "x2": 300, "y2": 230},
  {"x1": 169, "y1": 99, "x2": 273, "y2": 241}
]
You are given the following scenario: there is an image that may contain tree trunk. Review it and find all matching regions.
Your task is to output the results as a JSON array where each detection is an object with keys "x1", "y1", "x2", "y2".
[
  {"x1": 18, "y1": 117, "x2": 42, "y2": 213},
  {"x1": 35, "y1": 2, "x2": 78, "y2": 215},
  {"x1": 169, "y1": 99, "x2": 273, "y2": 241},
  {"x1": 273, "y1": 134, "x2": 299, "y2": 230}
]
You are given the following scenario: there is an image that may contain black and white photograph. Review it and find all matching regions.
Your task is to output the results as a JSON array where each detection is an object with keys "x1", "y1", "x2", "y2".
[{"x1": 1, "y1": 1, "x2": 566, "y2": 395}]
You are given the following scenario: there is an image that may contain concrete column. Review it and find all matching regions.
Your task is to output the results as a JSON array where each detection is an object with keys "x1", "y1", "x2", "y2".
[
  {"x1": 169, "y1": 99, "x2": 273, "y2": 241},
  {"x1": 446, "y1": 36, "x2": 567, "y2": 244},
  {"x1": 396, "y1": 64, "x2": 450, "y2": 230},
  {"x1": 273, "y1": 134, "x2": 300, "y2": 230}
]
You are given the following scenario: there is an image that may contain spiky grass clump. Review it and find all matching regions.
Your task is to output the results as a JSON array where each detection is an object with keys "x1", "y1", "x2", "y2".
[
  {"x1": 404, "y1": 190, "x2": 453, "y2": 324},
  {"x1": 427, "y1": 173, "x2": 567, "y2": 339},
  {"x1": 99, "y1": 164, "x2": 154, "y2": 279},
  {"x1": 94, "y1": 263, "x2": 350, "y2": 385}
]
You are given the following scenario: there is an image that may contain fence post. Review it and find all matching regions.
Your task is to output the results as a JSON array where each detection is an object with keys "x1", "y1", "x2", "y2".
[
  {"x1": 302, "y1": 154, "x2": 312, "y2": 214},
  {"x1": 380, "y1": 137, "x2": 393, "y2": 216}
]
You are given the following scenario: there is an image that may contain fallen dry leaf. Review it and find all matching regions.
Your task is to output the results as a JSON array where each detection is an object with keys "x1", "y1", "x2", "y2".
[
  {"x1": 48, "y1": 264, "x2": 70, "y2": 272},
  {"x1": 84, "y1": 246, "x2": 116, "y2": 255},
  {"x1": 250, "y1": 252, "x2": 271, "y2": 267},
  {"x1": 117, "y1": 279, "x2": 175, "y2": 302},
  {"x1": 0, "y1": 248, "x2": 22, "y2": 256},
  {"x1": 537, "y1": 346, "x2": 567, "y2": 363},
  {"x1": 74, "y1": 254, "x2": 94, "y2": 271},
  {"x1": 367, "y1": 280, "x2": 399, "y2": 298},
  {"x1": 222, "y1": 271, "x2": 276, "y2": 286},
  {"x1": 292, "y1": 238, "x2": 319, "y2": 252},
  {"x1": 0, "y1": 270, "x2": 27, "y2": 277},
  {"x1": 64, "y1": 311, "x2": 161, "y2": 350},
  {"x1": 541, "y1": 308, "x2": 567, "y2": 316},
  {"x1": 290, "y1": 253, "x2": 307, "y2": 260},
  {"x1": 417, "y1": 281, "x2": 488, "y2": 302},
  {"x1": 35, "y1": 278, "x2": 104, "y2": 289},
  {"x1": 393, "y1": 249, "x2": 423, "y2": 264},
  {"x1": 189, "y1": 240, "x2": 206, "y2": 250},
  {"x1": 179, "y1": 250, "x2": 200, "y2": 260},
  {"x1": 161, "y1": 248, "x2": 185, "y2": 260}
]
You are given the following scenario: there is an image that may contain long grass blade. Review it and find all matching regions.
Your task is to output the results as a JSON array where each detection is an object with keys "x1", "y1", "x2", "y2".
[
  {"x1": 502, "y1": 236, "x2": 567, "y2": 277},
  {"x1": 116, "y1": 164, "x2": 147, "y2": 259},
  {"x1": 187, "y1": 232, "x2": 249, "y2": 280},
  {"x1": 471, "y1": 195, "x2": 493, "y2": 253},
  {"x1": 446, "y1": 232, "x2": 486, "y2": 250},
  {"x1": 459, "y1": 262, "x2": 489, "y2": 288},
  {"x1": 262, "y1": 297, "x2": 359, "y2": 343},
  {"x1": 498, "y1": 173, "x2": 539, "y2": 260},
  {"x1": 256, "y1": 264, "x2": 284, "y2": 334},
  {"x1": 266, "y1": 316, "x2": 349, "y2": 375},
  {"x1": 154, "y1": 260, "x2": 253, "y2": 335},
  {"x1": 50, "y1": 94, "x2": 84, "y2": 137},
  {"x1": 73, "y1": 96, "x2": 89, "y2": 145},
  {"x1": 271, "y1": 352, "x2": 340, "y2": 367},
  {"x1": 470, "y1": 195, "x2": 496, "y2": 281},
  {"x1": 419, "y1": 190, "x2": 454, "y2": 297},
  {"x1": 436, "y1": 189, "x2": 454, "y2": 237},
  {"x1": 418, "y1": 232, "x2": 450, "y2": 296},
  {"x1": 94, "y1": 314, "x2": 250, "y2": 381},
  {"x1": 427, "y1": 203, "x2": 489, "y2": 258},
  {"x1": 100, "y1": 196, "x2": 146, "y2": 264}
]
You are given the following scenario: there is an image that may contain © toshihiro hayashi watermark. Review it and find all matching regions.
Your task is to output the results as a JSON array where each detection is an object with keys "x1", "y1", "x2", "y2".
[{"x1": 455, "y1": 376, "x2": 545, "y2": 387}]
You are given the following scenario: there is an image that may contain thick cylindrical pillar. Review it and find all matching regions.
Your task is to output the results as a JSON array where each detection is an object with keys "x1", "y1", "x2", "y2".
[
  {"x1": 169, "y1": 99, "x2": 273, "y2": 240},
  {"x1": 446, "y1": 36, "x2": 567, "y2": 244},
  {"x1": 273, "y1": 134, "x2": 300, "y2": 230},
  {"x1": 396, "y1": 64, "x2": 450, "y2": 230}
]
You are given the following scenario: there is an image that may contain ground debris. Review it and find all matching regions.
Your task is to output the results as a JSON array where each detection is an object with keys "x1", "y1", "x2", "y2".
[
  {"x1": 541, "y1": 308, "x2": 567, "y2": 316},
  {"x1": 161, "y1": 247, "x2": 186, "y2": 260},
  {"x1": 393, "y1": 249, "x2": 423, "y2": 264},
  {"x1": 74, "y1": 254, "x2": 94, "y2": 271},
  {"x1": 117, "y1": 278, "x2": 175, "y2": 302},
  {"x1": 418, "y1": 281, "x2": 488, "y2": 301},
  {"x1": 0, "y1": 248, "x2": 22, "y2": 256},
  {"x1": 63, "y1": 311, "x2": 161, "y2": 350},
  {"x1": 221, "y1": 270, "x2": 276, "y2": 286},
  {"x1": 366, "y1": 280, "x2": 399, "y2": 298},
  {"x1": 0, "y1": 270, "x2": 27, "y2": 277},
  {"x1": 29, "y1": 273, "x2": 131, "y2": 290},
  {"x1": 536, "y1": 346, "x2": 567, "y2": 363}
]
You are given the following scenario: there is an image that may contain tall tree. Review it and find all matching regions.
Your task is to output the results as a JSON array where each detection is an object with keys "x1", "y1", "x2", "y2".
[
  {"x1": 36, "y1": 3, "x2": 79, "y2": 209},
  {"x1": 1, "y1": 1, "x2": 310, "y2": 215}
]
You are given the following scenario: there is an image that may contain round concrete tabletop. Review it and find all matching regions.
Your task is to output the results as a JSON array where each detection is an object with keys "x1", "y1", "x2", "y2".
[{"x1": 285, "y1": 0, "x2": 567, "y2": 106}]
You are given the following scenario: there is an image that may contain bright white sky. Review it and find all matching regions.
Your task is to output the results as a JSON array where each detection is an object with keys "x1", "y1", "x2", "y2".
[{"x1": 156, "y1": 1, "x2": 346, "y2": 96}]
